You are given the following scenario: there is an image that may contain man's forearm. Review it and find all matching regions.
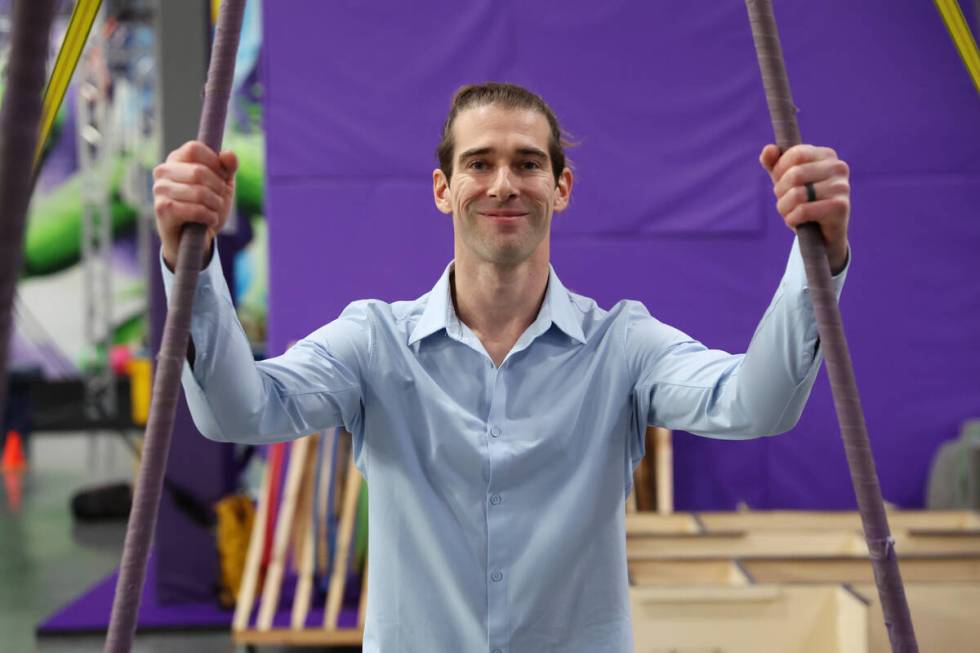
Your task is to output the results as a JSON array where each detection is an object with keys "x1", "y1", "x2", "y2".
[
  {"x1": 160, "y1": 243, "x2": 264, "y2": 441},
  {"x1": 736, "y1": 237, "x2": 850, "y2": 434}
]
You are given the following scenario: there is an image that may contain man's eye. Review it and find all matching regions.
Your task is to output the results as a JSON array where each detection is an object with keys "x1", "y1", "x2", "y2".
[
  {"x1": 468, "y1": 160, "x2": 488, "y2": 171},
  {"x1": 520, "y1": 161, "x2": 541, "y2": 170}
]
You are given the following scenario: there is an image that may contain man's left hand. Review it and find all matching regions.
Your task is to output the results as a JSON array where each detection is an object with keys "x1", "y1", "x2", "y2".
[{"x1": 760, "y1": 144, "x2": 850, "y2": 275}]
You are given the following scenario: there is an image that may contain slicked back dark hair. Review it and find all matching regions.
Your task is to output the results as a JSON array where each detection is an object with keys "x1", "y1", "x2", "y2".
[{"x1": 436, "y1": 82, "x2": 572, "y2": 185}]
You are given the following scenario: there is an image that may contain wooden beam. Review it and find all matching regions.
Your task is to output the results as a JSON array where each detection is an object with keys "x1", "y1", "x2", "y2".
[
  {"x1": 324, "y1": 434, "x2": 362, "y2": 629},
  {"x1": 232, "y1": 467, "x2": 271, "y2": 631},
  {"x1": 652, "y1": 427, "x2": 672, "y2": 514},
  {"x1": 233, "y1": 627, "x2": 364, "y2": 646},
  {"x1": 290, "y1": 436, "x2": 319, "y2": 629},
  {"x1": 257, "y1": 436, "x2": 311, "y2": 630}
]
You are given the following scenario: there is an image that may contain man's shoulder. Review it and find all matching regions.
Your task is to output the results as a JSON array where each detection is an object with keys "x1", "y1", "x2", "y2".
[
  {"x1": 560, "y1": 287, "x2": 651, "y2": 341},
  {"x1": 335, "y1": 290, "x2": 432, "y2": 334}
]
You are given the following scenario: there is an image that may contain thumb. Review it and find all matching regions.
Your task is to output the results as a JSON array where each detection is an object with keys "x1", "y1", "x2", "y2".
[
  {"x1": 759, "y1": 144, "x2": 780, "y2": 177},
  {"x1": 218, "y1": 150, "x2": 239, "y2": 178}
]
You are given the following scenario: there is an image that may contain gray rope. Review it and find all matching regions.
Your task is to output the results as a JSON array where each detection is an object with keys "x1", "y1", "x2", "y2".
[
  {"x1": 103, "y1": 1, "x2": 247, "y2": 650},
  {"x1": 744, "y1": 2, "x2": 917, "y2": 651},
  {"x1": 0, "y1": 0, "x2": 57, "y2": 444}
]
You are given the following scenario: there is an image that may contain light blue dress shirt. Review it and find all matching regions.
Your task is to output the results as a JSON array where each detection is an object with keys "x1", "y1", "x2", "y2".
[{"x1": 163, "y1": 237, "x2": 847, "y2": 653}]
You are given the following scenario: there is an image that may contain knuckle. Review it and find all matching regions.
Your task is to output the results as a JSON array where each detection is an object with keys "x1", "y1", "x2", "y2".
[{"x1": 187, "y1": 140, "x2": 205, "y2": 158}]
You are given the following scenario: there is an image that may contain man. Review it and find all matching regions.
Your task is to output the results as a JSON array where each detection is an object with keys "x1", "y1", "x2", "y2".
[{"x1": 154, "y1": 83, "x2": 850, "y2": 652}]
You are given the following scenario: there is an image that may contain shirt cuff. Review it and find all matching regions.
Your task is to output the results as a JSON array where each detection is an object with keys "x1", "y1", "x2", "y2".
[
  {"x1": 159, "y1": 240, "x2": 227, "y2": 303},
  {"x1": 159, "y1": 241, "x2": 235, "y2": 381},
  {"x1": 783, "y1": 236, "x2": 850, "y2": 300}
]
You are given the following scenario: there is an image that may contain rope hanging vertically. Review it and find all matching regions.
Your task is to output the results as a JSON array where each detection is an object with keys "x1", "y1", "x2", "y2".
[
  {"x1": 743, "y1": 2, "x2": 918, "y2": 651},
  {"x1": 0, "y1": 0, "x2": 58, "y2": 441},
  {"x1": 103, "y1": 1, "x2": 247, "y2": 651}
]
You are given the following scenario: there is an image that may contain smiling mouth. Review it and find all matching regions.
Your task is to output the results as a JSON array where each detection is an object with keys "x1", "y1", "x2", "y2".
[{"x1": 479, "y1": 211, "x2": 528, "y2": 219}]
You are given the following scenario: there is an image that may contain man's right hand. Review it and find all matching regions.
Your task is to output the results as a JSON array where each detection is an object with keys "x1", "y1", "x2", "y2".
[{"x1": 153, "y1": 140, "x2": 238, "y2": 270}]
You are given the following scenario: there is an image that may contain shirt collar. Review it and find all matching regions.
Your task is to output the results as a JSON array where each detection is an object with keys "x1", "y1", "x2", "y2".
[{"x1": 408, "y1": 261, "x2": 586, "y2": 346}]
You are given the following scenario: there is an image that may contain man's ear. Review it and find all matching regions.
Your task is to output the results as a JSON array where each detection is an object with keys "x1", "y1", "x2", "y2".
[
  {"x1": 433, "y1": 168, "x2": 453, "y2": 214},
  {"x1": 553, "y1": 167, "x2": 573, "y2": 213}
]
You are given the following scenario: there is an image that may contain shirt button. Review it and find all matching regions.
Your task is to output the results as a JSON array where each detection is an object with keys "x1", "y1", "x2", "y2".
[
  {"x1": 491, "y1": 570, "x2": 503, "y2": 582},
  {"x1": 490, "y1": 425, "x2": 501, "y2": 438},
  {"x1": 490, "y1": 494, "x2": 502, "y2": 505}
]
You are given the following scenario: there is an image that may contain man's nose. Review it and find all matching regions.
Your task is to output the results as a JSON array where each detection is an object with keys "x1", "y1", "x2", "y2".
[{"x1": 487, "y1": 167, "x2": 518, "y2": 199}]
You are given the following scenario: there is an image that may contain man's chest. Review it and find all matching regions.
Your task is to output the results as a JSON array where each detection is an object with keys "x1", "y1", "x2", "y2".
[{"x1": 362, "y1": 333, "x2": 633, "y2": 488}]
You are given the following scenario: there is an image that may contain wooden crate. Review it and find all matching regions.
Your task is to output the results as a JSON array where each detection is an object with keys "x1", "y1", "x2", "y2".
[
  {"x1": 856, "y1": 583, "x2": 980, "y2": 653},
  {"x1": 630, "y1": 584, "x2": 868, "y2": 653},
  {"x1": 628, "y1": 510, "x2": 980, "y2": 653}
]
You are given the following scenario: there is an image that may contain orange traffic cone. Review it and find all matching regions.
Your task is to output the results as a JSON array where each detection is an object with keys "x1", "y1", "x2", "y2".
[{"x1": 2, "y1": 430, "x2": 27, "y2": 472}]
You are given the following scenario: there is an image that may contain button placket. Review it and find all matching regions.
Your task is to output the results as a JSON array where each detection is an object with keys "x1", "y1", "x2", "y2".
[{"x1": 485, "y1": 365, "x2": 509, "y2": 652}]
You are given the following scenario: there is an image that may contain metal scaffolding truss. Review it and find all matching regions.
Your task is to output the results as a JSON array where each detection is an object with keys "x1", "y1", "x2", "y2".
[
  {"x1": 72, "y1": 2, "x2": 157, "y2": 423},
  {"x1": 76, "y1": 32, "x2": 116, "y2": 421}
]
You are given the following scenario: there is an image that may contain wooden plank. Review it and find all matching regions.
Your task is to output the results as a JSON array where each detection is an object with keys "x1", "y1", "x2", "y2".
[
  {"x1": 631, "y1": 584, "x2": 783, "y2": 604},
  {"x1": 625, "y1": 512, "x2": 701, "y2": 535},
  {"x1": 740, "y1": 555, "x2": 980, "y2": 584},
  {"x1": 894, "y1": 530, "x2": 980, "y2": 554},
  {"x1": 652, "y1": 427, "x2": 672, "y2": 515},
  {"x1": 628, "y1": 528, "x2": 980, "y2": 559},
  {"x1": 257, "y1": 436, "x2": 311, "y2": 630},
  {"x1": 290, "y1": 434, "x2": 318, "y2": 572},
  {"x1": 629, "y1": 559, "x2": 751, "y2": 587},
  {"x1": 358, "y1": 560, "x2": 369, "y2": 629},
  {"x1": 232, "y1": 467, "x2": 271, "y2": 631},
  {"x1": 626, "y1": 487, "x2": 637, "y2": 513},
  {"x1": 316, "y1": 429, "x2": 338, "y2": 579},
  {"x1": 631, "y1": 428, "x2": 654, "y2": 511},
  {"x1": 324, "y1": 438, "x2": 362, "y2": 629},
  {"x1": 290, "y1": 438, "x2": 319, "y2": 629},
  {"x1": 628, "y1": 530, "x2": 868, "y2": 558},
  {"x1": 234, "y1": 627, "x2": 364, "y2": 646},
  {"x1": 697, "y1": 510, "x2": 980, "y2": 533}
]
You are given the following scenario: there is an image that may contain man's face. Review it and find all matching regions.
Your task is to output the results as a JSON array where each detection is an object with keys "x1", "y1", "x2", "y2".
[{"x1": 433, "y1": 105, "x2": 572, "y2": 267}]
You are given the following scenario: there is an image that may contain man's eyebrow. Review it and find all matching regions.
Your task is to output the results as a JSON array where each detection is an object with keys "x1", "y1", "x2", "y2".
[
  {"x1": 458, "y1": 147, "x2": 492, "y2": 161},
  {"x1": 515, "y1": 147, "x2": 547, "y2": 159},
  {"x1": 457, "y1": 146, "x2": 548, "y2": 161}
]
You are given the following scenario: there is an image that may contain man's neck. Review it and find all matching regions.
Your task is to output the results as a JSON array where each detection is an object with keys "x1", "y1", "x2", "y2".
[{"x1": 450, "y1": 253, "x2": 549, "y2": 358}]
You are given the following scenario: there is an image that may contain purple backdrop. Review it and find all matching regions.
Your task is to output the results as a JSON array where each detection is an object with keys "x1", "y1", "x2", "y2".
[{"x1": 259, "y1": 1, "x2": 980, "y2": 509}]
